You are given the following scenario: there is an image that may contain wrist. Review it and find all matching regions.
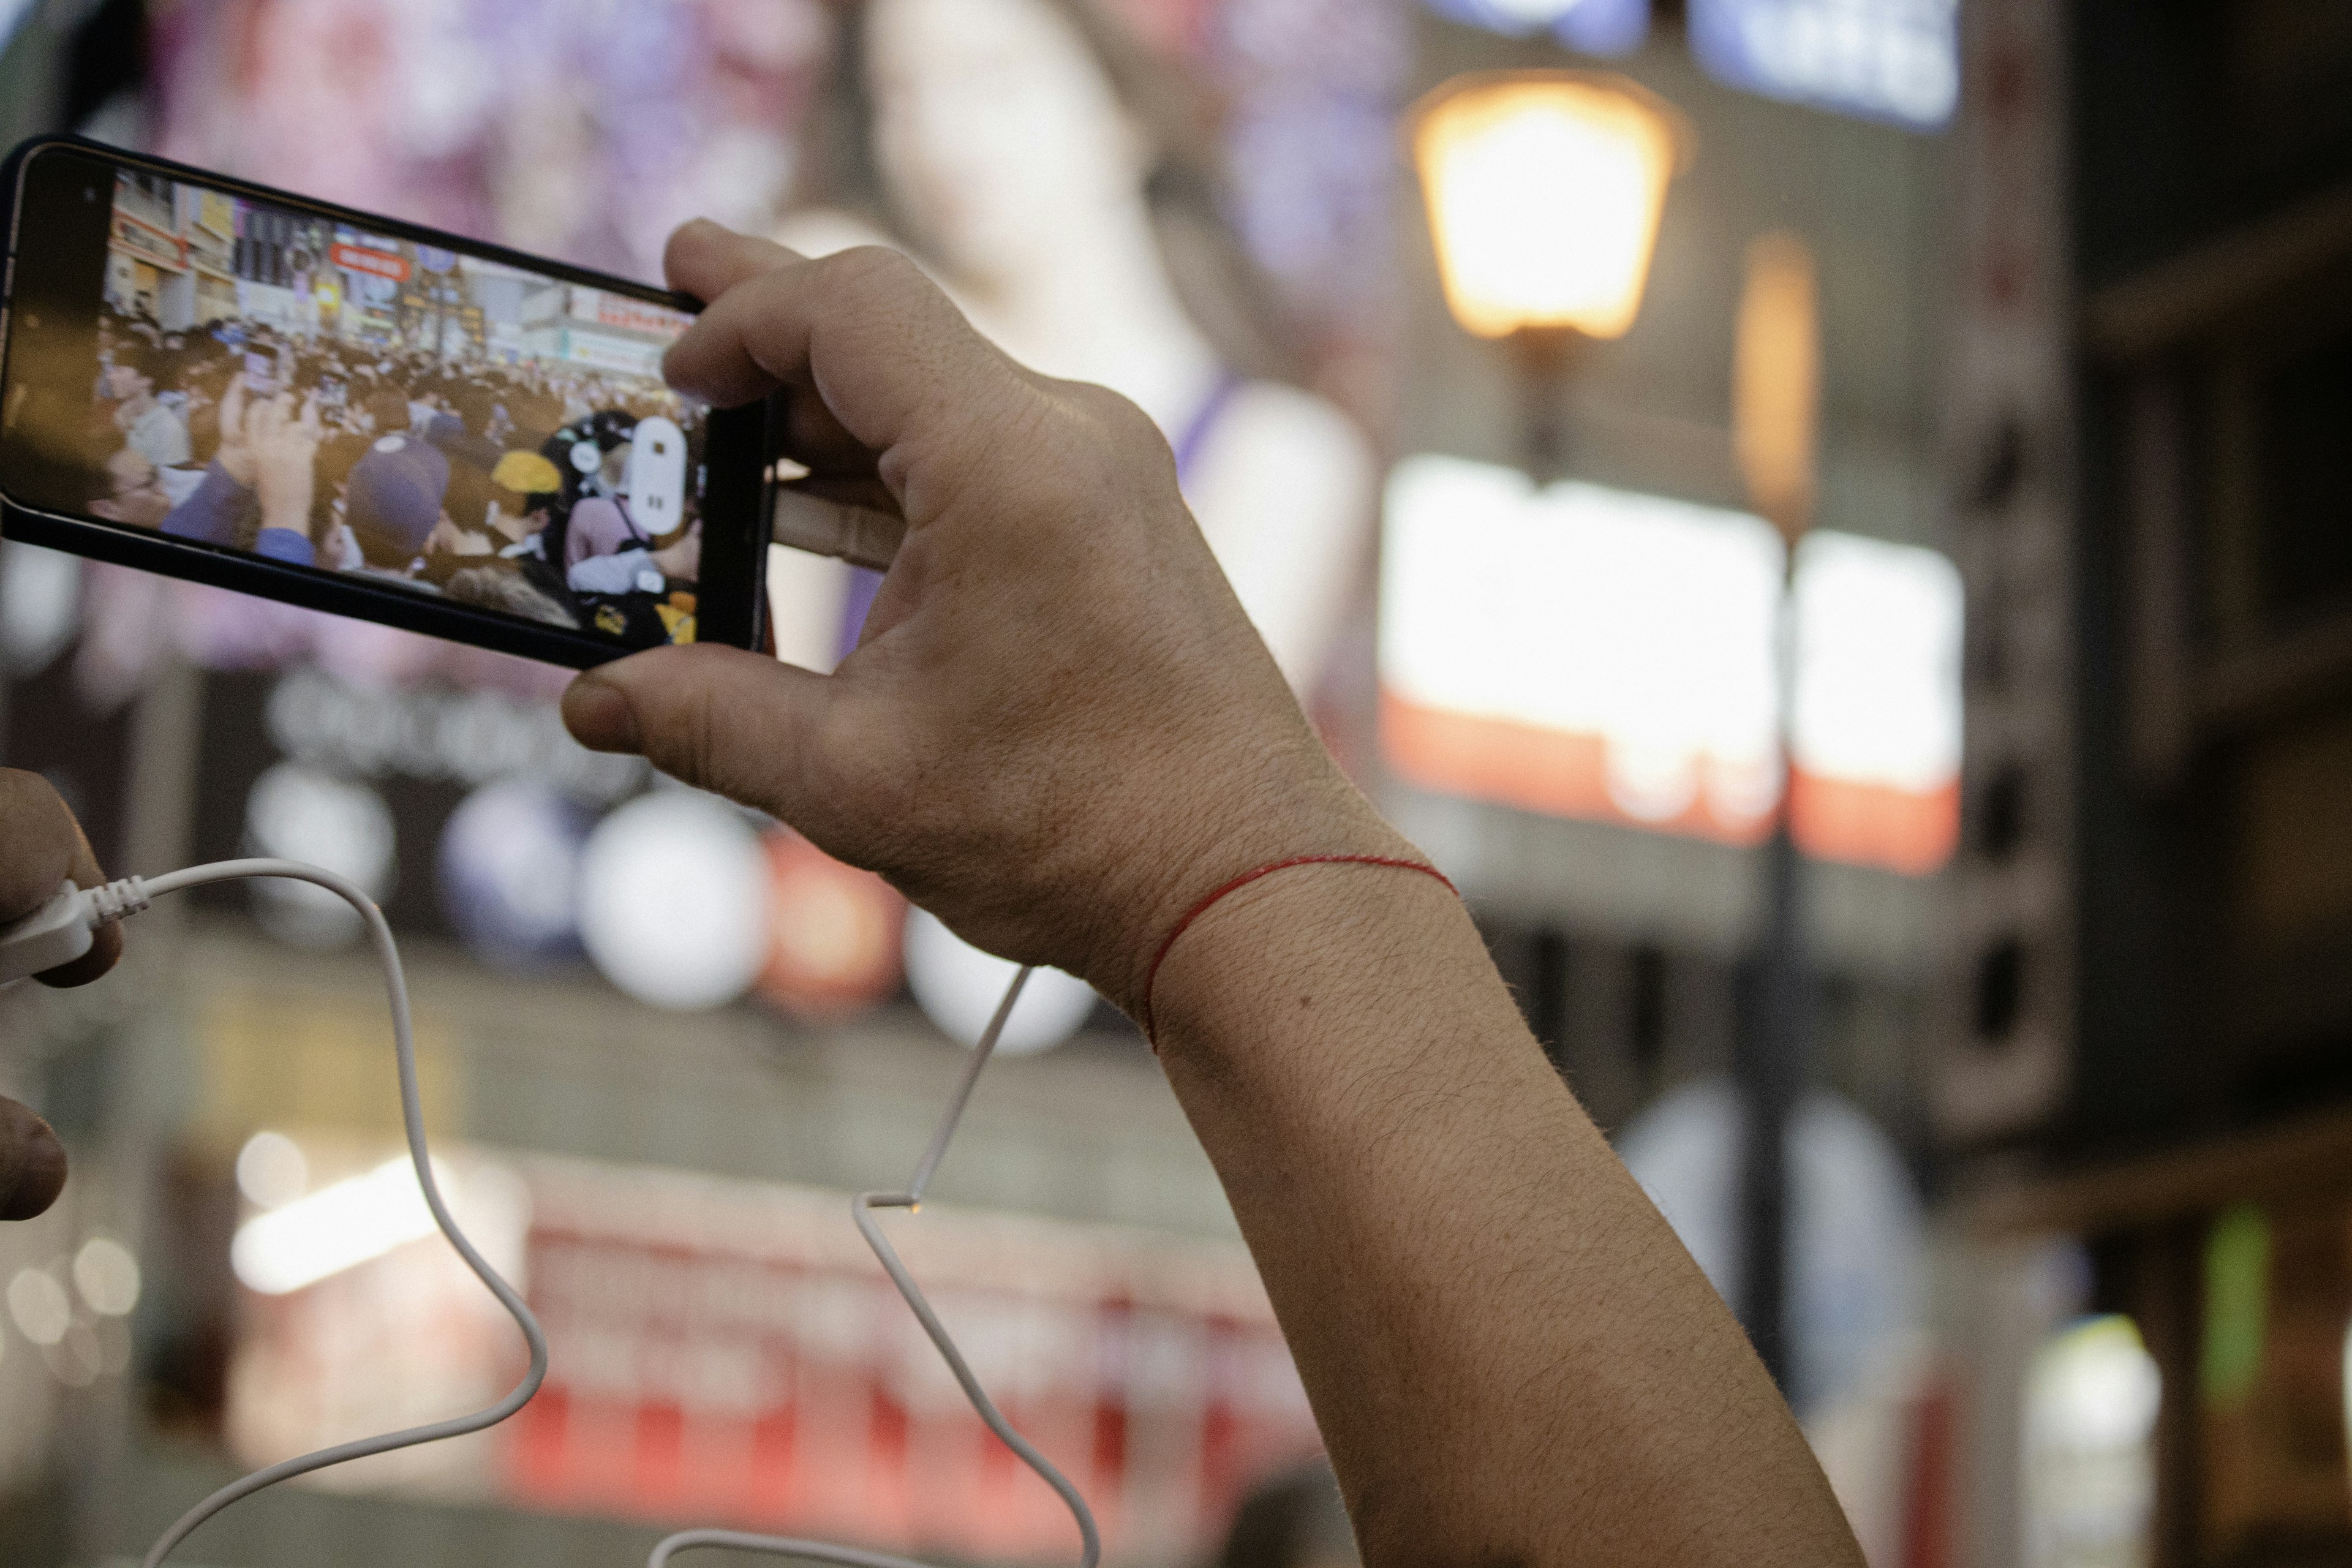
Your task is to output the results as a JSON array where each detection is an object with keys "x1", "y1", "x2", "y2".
[
  {"x1": 1142, "y1": 851, "x2": 1467, "y2": 1065},
  {"x1": 1073, "y1": 757, "x2": 1426, "y2": 1025}
]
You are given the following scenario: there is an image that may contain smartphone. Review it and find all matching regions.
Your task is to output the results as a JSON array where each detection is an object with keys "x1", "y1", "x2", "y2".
[{"x1": 0, "y1": 136, "x2": 772, "y2": 667}]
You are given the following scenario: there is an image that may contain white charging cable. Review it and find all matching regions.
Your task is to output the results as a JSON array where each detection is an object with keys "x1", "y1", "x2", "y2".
[{"x1": 0, "y1": 863, "x2": 1098, "y2": 1568}]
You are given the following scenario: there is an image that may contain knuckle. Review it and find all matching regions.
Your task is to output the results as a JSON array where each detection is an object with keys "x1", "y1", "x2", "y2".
[{"x1": 820, "y1": 244, "x2": 925, "y2": 304}]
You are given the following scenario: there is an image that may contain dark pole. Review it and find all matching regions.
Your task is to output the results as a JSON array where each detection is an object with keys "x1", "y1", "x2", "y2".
[
  {"x1": 1512, "y1": 326, "x2": 1579, "y2": 484},
  {"x1": 1735, "y1": 560, "x2": 1807, "y2": 1392}
]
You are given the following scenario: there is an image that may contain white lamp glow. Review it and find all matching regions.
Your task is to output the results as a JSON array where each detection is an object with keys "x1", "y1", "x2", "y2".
[
  {"x1": 72, "y1": 1238, "x2": 142, "y2": 1318},
  {"x1": 242, "y1": 763, "x2": 396, "y2": 948},
  {"x1": 903, "y1": 909, "x2": 1099, "y2": 1056},
  {"x1": 578, "y1": 790, "x2": 769, "y2": 1011},
  {"x1": 236, "y1": 1129, "x2": 311, "y2": 1210},
  {"x1": 1411, "y1": 71, "x2": 1690, "y2": 340},
  {"x1": 231, "y1": 1156, "x2": 443, "y2": 1296},
  {"x1": 6, "y1": 1267, "x2": 71, "y2": 1347}
]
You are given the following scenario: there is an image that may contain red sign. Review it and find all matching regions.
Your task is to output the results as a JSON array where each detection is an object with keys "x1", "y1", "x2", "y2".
[
  {"x1": 224, "y1": 1150, "x2": 1324, "y2": 1560},
  {"x1": 590, "y1": 292, "x2": 695, "y2": 341},
  {"x1": 331, "y1": 243, "x2": 411, "y2": 284},
  {"x1": 507, "y1": 1159, "x2": 1320, "y2": 1560}
]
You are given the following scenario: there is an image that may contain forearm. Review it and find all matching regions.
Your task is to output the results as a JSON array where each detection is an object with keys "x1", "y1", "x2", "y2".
[{"x1": 1150, "y1": 864, "x2": 1862, "y2": 1567}]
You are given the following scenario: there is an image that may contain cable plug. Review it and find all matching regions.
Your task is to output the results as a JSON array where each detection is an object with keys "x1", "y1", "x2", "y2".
[
  {"x1": 0, "y1": 881, "x2": 96, "y2": 988},
  {"x1": 86, "y1": 875, "x2": 152, "y2": 927},
  {"x1": 0, "y1": 876, "x2": 152, "y2": 989}
]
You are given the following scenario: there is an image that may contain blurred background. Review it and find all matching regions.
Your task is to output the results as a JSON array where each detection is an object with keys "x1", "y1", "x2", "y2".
[{"x1": 0, "y1": 0, "x2": 2347, "y2": 1564}]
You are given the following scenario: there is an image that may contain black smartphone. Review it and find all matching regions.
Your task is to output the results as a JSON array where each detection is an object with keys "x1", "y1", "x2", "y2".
[{"x1": 0, "y1": 136, "x2": 772, "y2": 667}]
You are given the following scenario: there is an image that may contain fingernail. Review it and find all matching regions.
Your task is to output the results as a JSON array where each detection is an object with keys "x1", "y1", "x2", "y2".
[
  {"x1": 562, "y1": 674, "x2": 643, "y2": 754},
  {"x1": 0, "y1": 1101, "x2": 67, "y2": 1221}
]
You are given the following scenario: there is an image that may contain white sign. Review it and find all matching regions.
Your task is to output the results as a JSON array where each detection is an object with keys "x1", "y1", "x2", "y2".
[{"x1": 1379, "y1": 454, "x2": 1963, "y2": 872}]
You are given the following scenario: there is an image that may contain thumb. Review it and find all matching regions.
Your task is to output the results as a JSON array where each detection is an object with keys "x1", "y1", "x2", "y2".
[{"x1": 562, "y1": 644, "x2": 840, "y2": 820}]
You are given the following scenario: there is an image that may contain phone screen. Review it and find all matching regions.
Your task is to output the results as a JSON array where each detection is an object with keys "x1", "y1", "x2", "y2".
[{"x1": 2, "y1": 157, "x2": 713, "y2": 651}]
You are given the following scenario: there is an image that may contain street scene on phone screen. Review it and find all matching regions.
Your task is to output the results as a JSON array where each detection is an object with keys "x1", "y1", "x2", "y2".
[{"x1": 85, "y1": 169, "x2": 706, "y2": 647}]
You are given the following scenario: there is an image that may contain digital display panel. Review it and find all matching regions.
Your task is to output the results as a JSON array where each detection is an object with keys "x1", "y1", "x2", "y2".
[
  {"x1": 1688, "y1": 0, "x2": 1959, "y2": 131},
  {"x1": 1422, "y1": 0, "x2": 1651, "y2": 56},
  {"x1": 1379, "y1": 454, "x2": 1962, "y2": 875}
]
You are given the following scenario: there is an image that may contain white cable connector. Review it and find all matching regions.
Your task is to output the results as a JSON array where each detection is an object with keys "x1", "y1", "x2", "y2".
[
  {"x1": 0, "y1": 881, "x2": 96, "y2": 987},
  {"x1": 0, "y1": 876, "x2": 156, "y2": 988},
  {"x1": 87, "y1": 874, "x2": 153, "y2": 926}
]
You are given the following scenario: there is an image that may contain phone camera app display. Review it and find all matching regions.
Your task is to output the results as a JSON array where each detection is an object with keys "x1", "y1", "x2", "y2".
[{"x1": 25, "y1": 167, "x2": 710, "y2": 650}]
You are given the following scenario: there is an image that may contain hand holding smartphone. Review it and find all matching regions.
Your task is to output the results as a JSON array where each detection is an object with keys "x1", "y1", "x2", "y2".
[{"x1": 0, "y1": 137, "x2": 774, "y2": 666}]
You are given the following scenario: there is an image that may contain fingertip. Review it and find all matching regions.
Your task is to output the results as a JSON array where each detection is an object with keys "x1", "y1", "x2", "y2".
[
  {"x1": 35, "y1": 920, "x2": 120, "y2": 989},
  {"x1": 666, "y1": 221, "x2": 806, "y2": 309},
  {"x1": 0, "y1": 1101, "x2": 66, "y2": 1222},
  {"x1": 561, "y1": 671, "x2": 645, "y2": 755},
  {"x1": 664, "y1": 218, "x2": 751, "y2": 300}
]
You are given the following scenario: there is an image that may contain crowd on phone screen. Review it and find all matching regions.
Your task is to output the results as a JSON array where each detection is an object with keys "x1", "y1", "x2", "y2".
[{"x1": 77, "y1": 305, "x2": 704, "y2": 644}]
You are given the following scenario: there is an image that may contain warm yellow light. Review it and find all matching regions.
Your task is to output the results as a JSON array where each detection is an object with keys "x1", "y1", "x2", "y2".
[
  {"x1": 1412, "y1": 72, "x2": 1690, "y2": 341},
  {"x1": 1734, "y1": 230, "x2": 1820, "y2": 543}
]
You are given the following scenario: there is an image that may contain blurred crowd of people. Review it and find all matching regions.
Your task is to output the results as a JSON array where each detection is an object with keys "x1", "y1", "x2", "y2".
[{"x1": 81, "y1": 306, "x2": 704, "y2": 645}]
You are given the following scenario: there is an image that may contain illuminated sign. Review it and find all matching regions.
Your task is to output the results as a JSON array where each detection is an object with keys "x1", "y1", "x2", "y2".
[
  {"x1": 109, "y1": 211, "x2": 186, "y2": 273},
  {"x1": 1423, "y1": 0, "x2": 1649, "y2": 56},
  {"x1": 1786, "y1": 528, "x2": 1962, "y2": 873},
  {"x1": 330, "y1": 242, "x2": 412, "y2": 284},
  {"x1": 562, "y1": 285, "x2": 695, "y2": 341},
  {"x1": 195, "y1": 191, "x2": 238, "y2": 241},
  {"x1": 1688, "y1": 0, "x2": 1958, "y2": 130},
  {"x1": 549, "y1": 326, "x2": 666, "y2": 377},
  {"x1": 225, "y1": 1145, "x2": 1324, "y2": 1559},
  {"x1": 1378, "y1": 454, "x2": 1961, "y2": 874}
]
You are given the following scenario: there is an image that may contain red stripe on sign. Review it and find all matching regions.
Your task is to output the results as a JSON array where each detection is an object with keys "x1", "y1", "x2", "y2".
[{"x1": 329, "y1": 243, "x2": 410, "y2": 283}]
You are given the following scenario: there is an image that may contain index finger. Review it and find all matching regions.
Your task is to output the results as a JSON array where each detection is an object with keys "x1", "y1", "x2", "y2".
[
  {"x1": 663, "y1": 219, "x2": 805, "y2": 307},
  {"x1": 661, "y1": 238, "x2": 1023, "y2": 473}
]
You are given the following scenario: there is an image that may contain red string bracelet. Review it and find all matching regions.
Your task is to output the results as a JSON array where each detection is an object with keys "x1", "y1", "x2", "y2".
[{"x1": 1139, "y1": 854, "x2": 1459, "y2": 1046}]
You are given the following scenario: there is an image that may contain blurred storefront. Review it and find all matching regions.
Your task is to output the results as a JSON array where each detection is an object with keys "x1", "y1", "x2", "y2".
[
  {"x1": 0, "y1": 0, "x2": 2067, "y2": 1564},
  {"x1": 1934, "y1": 1, "x2": 2352, "y2": 1566}
]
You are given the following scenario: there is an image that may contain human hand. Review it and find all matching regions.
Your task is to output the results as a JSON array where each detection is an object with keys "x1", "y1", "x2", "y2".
[
  {"x1": 249, "y1": 394, "x2": 323, "y2": 538},
  {"x1": 561, "y1": 221, "x2": 1409, "y2": 1017},
  {"x1": 0, "y1": 770, "x2": 123, "y2": 1219},
  {"x1": 213, "y1": 376, "x2": 255, "y2": 486}
]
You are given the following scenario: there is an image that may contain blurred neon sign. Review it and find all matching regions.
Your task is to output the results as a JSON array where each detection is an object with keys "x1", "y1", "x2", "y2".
[
  {"x1": 1378, "y1": 454, "x2": 1961, "y2": 875},
  {"x1": 1688, "y1": 0, "x2": 1958, "y2": 130},
  {"x1": 227, "y1": 1144, "x2": 1324, "y2": 1560},
  {"x1": 1422, "y1": 0, "x2": 1650, "y2": 57}
]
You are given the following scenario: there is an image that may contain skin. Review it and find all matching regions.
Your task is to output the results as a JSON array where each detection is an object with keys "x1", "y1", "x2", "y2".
[
  {"x1": 88, "y1": 445, "x2": 173, "y2": 529},
  {"x1": 0, "y1": 770, "x2": 123, "y2": 1221},
  {"x1": 106, "y1": 362, "x2": 156, "y2": 413},
  {"x1": 245, "y1": 392, "x2": 325, "y2": 541},
  {"x1": 213, "y1": 382, "x2": 328, "y2": 546},
  {"x1": 559, "y1": 220, "x2": 1866, "y2": 1566}
]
